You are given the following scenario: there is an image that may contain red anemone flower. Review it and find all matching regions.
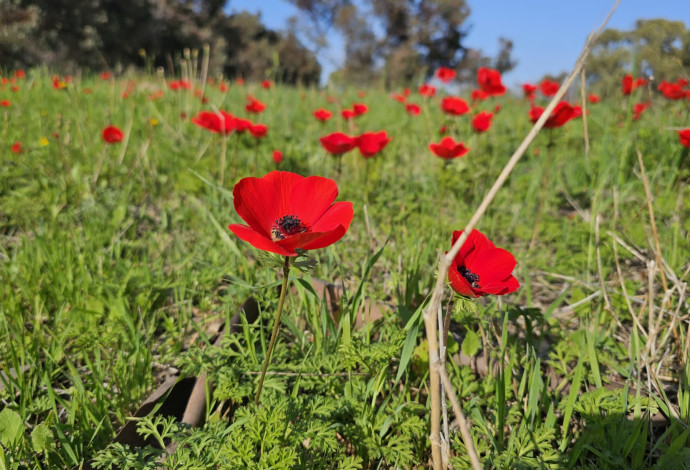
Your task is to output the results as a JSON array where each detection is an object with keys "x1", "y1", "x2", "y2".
[
  {"x1": 448, "y1": 230, "x2": 519, "y2": 297},
  {"x1": 419, "y1": 84, "x2": 436, "y2": 97},
  {"x1": 539, "y1": 79, "x2": 559, "y2": 97},
  {"x1": 102, "y1": 125, "x2": 124, "y2": 143},
  {"x1": 314, "y1": 108, "x2": 332, "y2": 122},
  {"x1": 341, "y1": 109, "x2": 356, "y2": 120},
  {"x1": 441, "y1": 96, "x2": 470, "y2": 116},
  {"x1": 169, "y1": 80, "x2": 192, "y2": 91},
  {"x1": 658, "y1": 80, "x2": 686, "y2": 100},
  {"x1": 261, "y1": 80, "x2": 272, "y2": 89},
  {"x1": 632, "y1": 102, "x2": 651, "y2": 121},
  {"x1": 678, "y1": 129, "x2": 690, "y2": 148},
  {"x1": 11, "y1": 142, "x2": 22, "y2": 154},
  {"x1": 0, "y1": 100, "x2": 10, "y2": 107},
  {"x1": 471, "y1": 89, "x2": 488, "y2": 101},
  {"x1": 228, "y1": 171, "x2": 354, "y2": 257},
  {"x1": 392, "y1": 93, "x2": 406, "y2": 103},
  {"x1": 472, "y1": 111, "x2": 494, "y2": 133},
  {"x1": 523, "y1": 83, "x2": 537, "y2": 100},
  {"x1": 15, "y1": 70, "x2": 25, "y2": 79},
  {"x1": 356, "y1": 131, "x2": 392, "y2": 158},
  {"x1": 405, "y1": 103, "x2": 421, "y2": 116},
  {"x1": 249, "y1": 123, "x2": 268, "y2": 138},
  {"x1": 245, "y1": 97, "x2": 266, "y2": 114},
  {"x1": 436, "y1": 67, "x2": 457, "y2": 83},
  {"x1": 273, "y1": 150, "x2": 283, "y2": 164},
  {"x1": 477, "y1": 67, "x2": 506, "y2": 96},
  {"x1": 353, "y1": 103, "x2": 368, "y2": 116},
  {"x1": 192, "y1": 111, "x2": 223, "y2": 133},
  {"x1": 528, "y1": 102, "x2": 581, "y2": 128},
  {"x1": 402, "y1": 88, "x2": 411, "y2": 97},
  {"x1": 622, "y1": 75, "x2": 647, "y2": 95},
  {"x1": 429, "y1": 137, "x2": 469, "y2": 159},
  {"x1": 588, "y1": 94, "x2": 600, "y2": 103},
  {"x1": 319, "y1": 132, "x2": 357, "y2": 155}
]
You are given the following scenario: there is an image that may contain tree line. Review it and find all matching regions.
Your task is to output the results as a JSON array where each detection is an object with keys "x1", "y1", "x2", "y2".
[{"x1": 1, "y1": 1, "x2": 689, "y2": 89}]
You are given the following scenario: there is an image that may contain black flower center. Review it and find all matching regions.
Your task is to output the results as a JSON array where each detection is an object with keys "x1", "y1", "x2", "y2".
[
  {"x1": 458, "y1": 265, "x2": 480, "y2": 288},
  {"x1": 272, "y1": 214, "x2": 308, "y2": 240}
]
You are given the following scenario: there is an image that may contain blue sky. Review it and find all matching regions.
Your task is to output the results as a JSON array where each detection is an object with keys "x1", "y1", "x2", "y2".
[{"x1": 226, "y1": 0, "x2": 690, "y2": 87}]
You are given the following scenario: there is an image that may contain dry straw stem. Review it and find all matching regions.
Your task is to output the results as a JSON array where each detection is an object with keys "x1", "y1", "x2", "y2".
[{"x1": 422, "y1": 2, "x2": 620, "y2": 470}]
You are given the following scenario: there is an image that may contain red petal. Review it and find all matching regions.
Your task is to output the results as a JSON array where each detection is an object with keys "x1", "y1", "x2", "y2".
[
  {"x1": 232, "y1": 177, "x2": 279, "y2": 236},
  {"x1": 263, "y1": 171, "x2": 304, "y2": 218},
  {"x1": 289, "y1": 175, "x2": 339, "y2": 225},
  {"x1": 448, "y1": 263, "x2": 479, "y2": 297},
  {"x1": 228, "y1": 224, "x2": 296, "y2": 256},
  {"x1": 309, "y1": 201, "x2": 353, "y2": 233},
  {"x1": 469, "y1": 247, "x2": 517, "y2": 284}
]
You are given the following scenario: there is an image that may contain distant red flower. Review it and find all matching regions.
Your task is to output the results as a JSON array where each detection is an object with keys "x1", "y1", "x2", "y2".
[
  {"x1": 436, "y1": 67, "x2": 457, "y2": 83},
  {"x1": 11, "y1": 86, "x2": 18, "y2": 92},
  {"x1": 15, "y1": 70, "x2": 25, "y2": 79},
  {"x1": 539, "y1": 79, "x2": 559, "y2": 97},
  {"x1": 272, "y1": 150, "x2": 283, "y2": 164},
  {"x1": 402, "y1": 88, "x2": 411, "y2": 97},
  {"x1": 356, "y1": 131, "x2": 392, "y2": 158},
  {"x1": 523, "y1": 83, "x2": 537, "y2": 100},
  {"x1": 447, "y1": 229, "x2": 519, "y2": 298},
  {"x1": 245, "y1": 97, "x2": 266, "y2": 114},
  {"x1": 52, "y1": 77, "x2": 67, "y2": 89},
  {"x1": 658, "y1": 80, "x2": 686, "y2": 100},
  {"x1": 261, "y1": 80, "x2": 272, "y2": 89},
  {"x1": 405, "y1": 103, "x2": 421, "y2": 116},
  {"x1": 313, "y1": 108, "x2": 333, "y2": 122},
  {"x1": 678, "y1": 129, "x2": 690, "y2": 148},
  {"x1": 319, "y1": 132, "x2": 357, "y2": 155},
  {"x1": 622, "y1": 74, "x2": 647, "y2": 95},
  {"x1": 100, "y1": 72, "x2": 112, "y2": 80},
  {"x1": 220, "y1": 83, "x2": 228, "y2": 92},
  {"x1": 471, "y1": 89, "x2": 488, "y2": 101},
  {"x1": 228, "y1": 171, "x2": 354, "y2": 257},
  {"x1": 0, "y1": 100, "x2": 10, "y2": 107},
  {"x1": 392, "y1": 93, "x2": 406, "y2": 103},
  {"x1": 357, "y1": 90, "x2": 366, "y2": 98},
  {"x1": 148, "y1": 90, "x2": 164, "y2": 100},
  {"x1": 353, "y1": 103, "x2": 368, "y2": 116},
  {"x1": 341, "y1": 109, "x2": 356, "y2": 120},
  {"x1": 169, "y1": 80, "x2": 192, "y2": 91},
  {"x1": 441, "y1": 96, "x2": 470, "y2": 116},
  {"x1": 11, "y1": 142, "x2": 21, "y2": 154},
  {"x1": 192, "y1": 111, "x2": 224, "y2": 133},
  {"x1": 477, "y1": 67, "x2": 506, "y2": 96},
  {"x1": 419, "y1": 84, "x2": 436, "y2": 97},
  {"x1": 528, "y1": 102, "x2": 582, "y2": 128},
  {"x1": 236, "y1": 78, "x2": 245, "y2": 86},
  {"x1": 102, "y1": 125, "x2": 124, "y2": 144},
  {"x1": 249, "y1": 123, "x2": 268, "y2": 139},
  {"x1": 439, "y1": 125, "x2": 447, "y2": 135},
  {"x1": 472, "y1": 111, "x2": 494, "y2": 133},
  {"x1": 588, "y1": 94, "x2": 600, "y2": 103},
  {"x1": 429, "y1": 136, "x2": 469, "y2": 159},
  {"x1": 632, "y1": 102, "x2": 651, "y2": 121}
]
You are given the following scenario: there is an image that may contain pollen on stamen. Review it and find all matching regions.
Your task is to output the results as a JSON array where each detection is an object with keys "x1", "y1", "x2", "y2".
[
  {"x1": 458, "y1": 265, "x2": 480, "y2": 288},
  {"x1": 272, "y1": 214, "x2": 308, "y2": 240}
]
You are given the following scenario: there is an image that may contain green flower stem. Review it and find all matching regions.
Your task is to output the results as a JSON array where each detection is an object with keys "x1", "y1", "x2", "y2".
[{"x1": 254, "y1": 256, "x2": 291, "y2": 406}]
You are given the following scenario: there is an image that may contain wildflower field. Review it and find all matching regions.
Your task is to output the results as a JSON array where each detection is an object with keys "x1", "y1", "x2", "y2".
[{"x1": 1, "y1": 62, "x2": 689, "y2": 469}]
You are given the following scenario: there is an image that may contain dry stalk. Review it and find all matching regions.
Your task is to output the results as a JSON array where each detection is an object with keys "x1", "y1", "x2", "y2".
[
  {"x1": 421, "y1": 3, "x2": 620, "y2": 469},
  {"x1": 580, "y1": 68, "x2": 590, "y2": 160}
]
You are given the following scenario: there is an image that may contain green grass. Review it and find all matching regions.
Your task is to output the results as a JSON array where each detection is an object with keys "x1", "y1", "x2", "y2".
[{"x1": 0, "y1": 69, "x2": 689, "y2": 469}]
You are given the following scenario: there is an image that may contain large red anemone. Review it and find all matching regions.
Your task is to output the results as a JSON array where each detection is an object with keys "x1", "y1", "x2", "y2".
[
  {"x1": 228, "y1": 171, "x2": 354, "y2": 257},
  {"x1": 448, "y1": 230, "x2": 519, "y2": 297}
]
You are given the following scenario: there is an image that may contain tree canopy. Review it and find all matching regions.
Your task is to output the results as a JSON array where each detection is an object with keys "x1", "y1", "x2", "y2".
[{"x1": 0, "y1": 0, "x2": 321, "y2": 85}]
